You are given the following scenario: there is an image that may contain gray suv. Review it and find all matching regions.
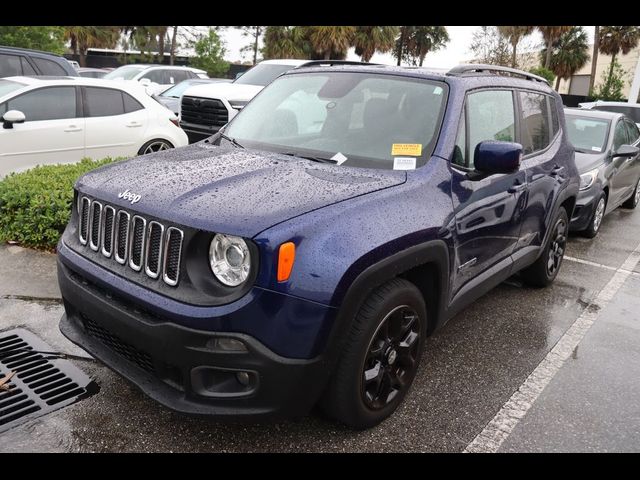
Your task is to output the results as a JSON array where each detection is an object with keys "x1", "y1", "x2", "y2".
[{"x1": 0, "y1": 46, "x2": 78, "y2": 77}]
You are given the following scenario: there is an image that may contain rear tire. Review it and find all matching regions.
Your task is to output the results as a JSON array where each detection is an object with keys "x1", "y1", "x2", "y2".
[
  {"x1": 521, "y1": 206, "x2": 568, "y2": 288},
  {"x1": 138, "y1": 139, "x2": 174, "y2": 156},
  {"x1": 622, "y1": 177, "x2": 640, "y2": 209},
  {"x1": 320, "y1": 278, "x2": 427, "y2": 430},
  {"x1": 580, "y1": 193, "x2": 606, "y2": 238}
]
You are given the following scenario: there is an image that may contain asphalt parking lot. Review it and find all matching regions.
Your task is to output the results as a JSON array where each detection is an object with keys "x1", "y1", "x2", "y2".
[{"x1": 1, "y1": 205, "x2": 640, "y2": 452}]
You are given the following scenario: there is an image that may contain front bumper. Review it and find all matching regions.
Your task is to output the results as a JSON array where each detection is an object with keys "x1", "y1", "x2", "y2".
[
  {"x1": 58, "y1": 257, "x2": 332, "y2": 419},
  {"x1": 570, "y1": 187, "x2": 600, "y2": 231}
]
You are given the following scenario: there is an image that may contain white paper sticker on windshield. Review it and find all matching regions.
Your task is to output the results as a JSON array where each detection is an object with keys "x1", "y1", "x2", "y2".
[
  {"x1": 433, "y1": 86, "x2": 443, "y2": 95},
  {"x1": 591, "y1": 146, "x2": 602, "y2": 152},
  {"x1": 393, "y1": 157, "x2": 416, "y2": 170},
  {"x1": 331, "y1": 152, "x2": 348, "y2": 165}
]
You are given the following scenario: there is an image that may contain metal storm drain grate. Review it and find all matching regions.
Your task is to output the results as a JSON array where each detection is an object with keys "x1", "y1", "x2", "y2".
[{"x1": 0, "y1": 328, "x2": 97, "y2": 433}]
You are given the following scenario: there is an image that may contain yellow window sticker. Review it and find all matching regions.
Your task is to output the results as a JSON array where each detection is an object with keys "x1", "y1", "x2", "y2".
[{"x1": 391, "y1": 143, "x2": 422, "y2": 156}]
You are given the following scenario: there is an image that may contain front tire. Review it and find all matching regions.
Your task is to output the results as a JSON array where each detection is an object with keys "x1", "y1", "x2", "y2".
[
  {"x1": 581, "y1": 193, "x2": 606, "y2": 238},
  {"x1": 521, "y1": 206, "x2": 568, "y2": 287},
  {"x1": 622, "y1": 177, "x2": 640, "y2": 209},
  {"x1": 320, "y1": 278, "x2": 427, "y2": 429},
  {"x1": 138, "y1": 139, "x2": 174, "y2": 156}
]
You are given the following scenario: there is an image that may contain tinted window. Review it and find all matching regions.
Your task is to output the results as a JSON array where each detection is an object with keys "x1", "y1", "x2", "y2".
[
  {"x1": 20, "y1": 57, "x2": 36, "y2": 75},
  {"x1": 467, "y1": 90, "x2": 515, "y2": 168},
  {"x1": 549, "y1": 97, "x2": 560, "y2": 136},
  {"x1": 613, "y1": 120, "x2": 629, "y2": 150},
  {"x1": 624, "y1": 119, "x2": 640, "y2": 144},
  {"x1": 0, "y1": 54, "x2": 22, "y2": 77},
  {"x1": 519, "y1": 92, "x2": 552, "y2": 155},
  {"x1": 84, "y1": 87, "x2": 125, "y2": 117},
  {"x1": 31, "y1": 57, "x2": 67, "y2": 75},
  {"x1": 168, "y1": 70, "x2": 189, "y2": 84},
  {"x1": 123, "y1": 92, "x2": 144, "y2": 113},
  {"x1": 141, "y1": 69, "x2": 166, "y2": 83},
  {"x1": 4, "y1": 86, "x2": 76, "y2": 121},
  {"x1": 564, "y1": 115, "x2": 609, "y2": 153}
]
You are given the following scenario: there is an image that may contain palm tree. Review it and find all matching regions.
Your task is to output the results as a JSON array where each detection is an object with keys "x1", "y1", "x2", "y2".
[
  {"x1": 394, "y1": 26, "x2": 414, "y2": 66},
  {"x1": 599, "y1": 26, "x2": 640, "y2": 93},
  {"x1": 408, "y1": 26, "x2": 450, "y2": 66},
  {"x1": 497, "y1": 26, "x2": 534, "y2": 68},
  {"x1": 353, "y1": 26, "x2": 398, "y2": 62},
  {"x1": 170, "y1": 26, "x2": 178, "y2": 65},
  {"x1": 545, "y1": 27, "x2": 590, "y2": 90},
  {"x1": 63, "y1": 26, "x2": 119, "y2": 67},
  {"x1": 262, "y1": 26, "x2": 306, "y2": 59},
  {"x1": 537, "y1": 26, "x2": 572, "y2": 68},
  {"x1": 307, "y1": 26, "x2": 355, "y2": 60},
  {"x1": 589, "y1": 26, "x2": 600, "y2": 94}
]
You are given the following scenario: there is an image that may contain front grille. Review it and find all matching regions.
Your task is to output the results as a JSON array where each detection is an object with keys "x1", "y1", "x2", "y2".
[
  {"x1": 81, "y1": 316, "x2": 155, "y2": 373},
  {"x1": 181, "y1": 96, "x2": 229, "y2": 129},
  {"x1": 77, "y1": 197, "x2": 183, "y2": 287}
]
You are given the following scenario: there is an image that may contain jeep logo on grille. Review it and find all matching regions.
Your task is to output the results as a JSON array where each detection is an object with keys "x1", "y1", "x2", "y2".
[{"x1": 118, "y1": 189, "x2": 142, "y2": 204}]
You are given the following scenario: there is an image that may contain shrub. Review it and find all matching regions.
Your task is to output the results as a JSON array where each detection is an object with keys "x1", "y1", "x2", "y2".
[
  {"x1": 528, "y1": 66, "x2": 556, "y2": 85},
  {"x1": 0, "y1": 158, "x2": 117, "y2": 251}
]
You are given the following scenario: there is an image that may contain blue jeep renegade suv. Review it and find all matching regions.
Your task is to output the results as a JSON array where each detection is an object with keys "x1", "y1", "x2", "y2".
[{"x1": 57, "y1": 64, "x2": 579, "y2": 429}]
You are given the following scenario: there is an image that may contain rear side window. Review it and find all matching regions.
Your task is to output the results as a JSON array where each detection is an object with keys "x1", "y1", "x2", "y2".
[
  {"x1": 142, "y1": 70, "x2": 166, "y2": 84},
  {"x1": 466, "y1": 90, "x2": 515, "y2": 168},
  {"x1": 624, "y1": 119, "x2": 640, "y2": 144},
  {"x1": 613, "y1": 120, "x2": 629, "y2": 150},
  {"x1": 20, "y1": 57, "x2": 36, "y2": 75},
  {"x1": 519, "y1": 92, "x2": 552, "y2": 155},
  {"x1": 123, "y1": 92, "x2": 144, "y2": 113},
  {"x1": 3, "y1": 86, "x2": 76, "y2": 121},
  {"x1": 84, "y1": 87, "x2": 125, "y2": 116},
  {"x1": 0, "y1": 54, "x2": 22, "y2": 77},
  {"x1": 31, "y1": 57, "x2": 67, "y2": 75}
]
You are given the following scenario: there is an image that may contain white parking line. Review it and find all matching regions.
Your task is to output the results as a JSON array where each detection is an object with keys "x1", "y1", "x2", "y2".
[
  {"x1": 564, "y1": 255, "x2": 640, "y2": 276},
  {"x1": 464, "y1": 242, "x2": 640, "y2": 453}
]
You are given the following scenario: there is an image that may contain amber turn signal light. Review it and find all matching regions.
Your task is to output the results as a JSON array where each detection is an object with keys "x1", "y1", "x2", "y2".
[{"x1": 277, "y1": 242, "x2": 296, "y2": 282}]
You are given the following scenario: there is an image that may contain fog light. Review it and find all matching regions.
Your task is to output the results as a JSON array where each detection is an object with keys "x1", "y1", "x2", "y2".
[
  {"x1": 236, "y1": 371, "x2": 250, "y2": 386},
  {"x1": 206, "y1": 337, "x2": 247, "y2": 352}
]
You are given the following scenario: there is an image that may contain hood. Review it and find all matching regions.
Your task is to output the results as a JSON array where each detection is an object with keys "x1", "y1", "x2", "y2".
[
  {"x1": 182, "y1": 82, "x2": 264, "y2": 103},
  {"x1": 574, "y1": 151, "x2": 606, "y2": 174},
  {"x1": 76, "y1": 144, "x2": 407, "y2": 238}
]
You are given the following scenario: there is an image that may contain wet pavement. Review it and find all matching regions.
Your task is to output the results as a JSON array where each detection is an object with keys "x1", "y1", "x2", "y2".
[{"x1": 1, "y1": 205, "x2": 640, "y2": 452}]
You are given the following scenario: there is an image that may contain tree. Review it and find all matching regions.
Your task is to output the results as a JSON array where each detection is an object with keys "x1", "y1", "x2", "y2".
[
  {"x1": 592, "y1": 58, "x2": 628, "y2": 101},
  {"x1": 401, "y1": 26, "x2": 449, "y2": 66},
  {"x1": 599, "y1": 26, "x2": 640, "y2": 95},
  {"x1": 151, "y1": 26, "x2": 169, "y2": 63},
  {"x1": 497, "y1": 26, "x2": 534, "y2": 68},
  {"x1": 0, "y1": 26, "x2": 65, "y2": 54},
  {"x1": 262, "y1": 26, "x2": 307, "y2": 59},
  {"x1": 353, "y1": 26, "x2": 398, "y2": 62},
  {"x1": 537, "y1": 26, "x2": 572, "y2": 68},
  {"x1": 170, "y1": 26, "x2": 178, "y2": 65},
  {"x1": 189, "y1": 29, "x2": 229, "y2": 77},
  {"x1": 469, "y1": 26, "x2": 511, "y2": 66},
  {"x1": 306, "y1": 26, "x2": 355, "y2": 60},
  {"x1": 543, "y1": 26, "x2": 590, "y2": 90},
  {"x1": 589, "y1": 26, "x2": 600, "y2": 94},
  {"x1": 528, "y1": 66, "x2": 556, "y2": 85},
  {"x1": 63, "y1": 26, "x2": 120, "y2": 67},
  {"x1": 394, "y1": 26, "x2": 413, "y2": 66},
  {"x1": 236, "y1": 26, "x2": 264, "y2": 65}
]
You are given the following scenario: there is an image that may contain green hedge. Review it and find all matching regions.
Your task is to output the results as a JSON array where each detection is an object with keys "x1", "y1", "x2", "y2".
[{"x1": 0, "y1": 158, "x2": 117, "y2": 251}]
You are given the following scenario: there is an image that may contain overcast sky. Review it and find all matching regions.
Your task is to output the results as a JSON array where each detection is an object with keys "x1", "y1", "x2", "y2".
[{"x1": 217, "y1": 26, "x2": 597, "y2": 68}]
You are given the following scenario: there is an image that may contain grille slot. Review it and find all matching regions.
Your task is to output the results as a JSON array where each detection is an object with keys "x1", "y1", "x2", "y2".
[
  {"x1": 78, "y1": 197, "x2": 90, "y2": 245},
  {"x1": 88, "y1": 201, "x2": 102, "y2": 251},
  {"x1": 114, "y1": 210, "x2": 130, "y2": 265},
  {"x1": 145, "y1": 221, "x2": 164, "y2": 279},
  {"x1": 163, "y1": 227, "x2": 183, "y2": 286},
  {"x1": 180, "y1": 96, "x2": 229, "y2": 129},
  {"x1": 129, "y1": 216, "x2": 146, "y2": 272},
  {"x1": 101, "y1": 206, "x2": 116, "y2": 258}
]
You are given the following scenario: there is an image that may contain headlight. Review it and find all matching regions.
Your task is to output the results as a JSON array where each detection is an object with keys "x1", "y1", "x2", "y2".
[
  {"x1": 579, "y1": 168, "x2": 599, "y2": 191},
  {"x1": 209, "y1": 234, "x2": 251, "y2": 286}
]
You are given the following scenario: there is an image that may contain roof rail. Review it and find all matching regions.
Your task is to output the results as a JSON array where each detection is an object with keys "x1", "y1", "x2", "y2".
[
  {"x1": 297, "y1": 60, "x2": 380, "y2": 68},
  {"x1": 447, "y1": 64, "x2": 550, "y2": 86}
]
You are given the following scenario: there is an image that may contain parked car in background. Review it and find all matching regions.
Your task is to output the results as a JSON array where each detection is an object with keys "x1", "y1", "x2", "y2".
[
  {"x1": 77, "y1": 67, "x2": 109, "y2": 79},
  {"x1": 0, "y1": 76, "x2": 188, "y2": 177},
  {"x1": 565, "y1": 108, "x2": 640, "y2": 237},
  {"x1": 0, "y1": 46, "x2": 78, "y2": 78},
  {"x1": 103, "y1": 64, "x2": 208, "y2": 95},
  {"x1": 579, "y1": 100, "x2": 640, "y2": 128},
  {"x1": 156, "y1": 77, "x2": 232, "y2": 116},
  {"x1": 179, "y1": 59, "x2": 314, "y2": 143},
  {"x1": 57, "y1": 64, "x2": 579, "y2": 429}
]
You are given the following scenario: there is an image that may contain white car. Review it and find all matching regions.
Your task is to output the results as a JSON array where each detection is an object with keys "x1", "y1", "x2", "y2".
[
  {"x1": 0, "y1": 76, "x2": 188, "y2": 177},
  {"x1": 579, "y1": 100, "x2": 640, "y2": 128},
  {"x1": 179, "y1": 59, "x2": 312, "y2": 143},
  {"x1": 103, "y1": 64, "x2": 208, "y2": 96}
]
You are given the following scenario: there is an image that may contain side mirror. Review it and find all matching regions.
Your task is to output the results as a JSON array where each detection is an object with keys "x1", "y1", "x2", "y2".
[
  {"x1": 2, "y1": 110, "x2": 26, "y2": 129},
  {"x1": 614, "y1": 144, "x2": 639, "y2": 158},
  {"x1": 474, "y1": 140, "x2": 523, "y2": 174}
]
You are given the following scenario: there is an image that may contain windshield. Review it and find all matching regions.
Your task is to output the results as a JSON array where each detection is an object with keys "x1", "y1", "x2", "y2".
[
  {"x1": 104, "y1": 66, "x2": 145, "y2": 80},
  {"x1": 0, "y1": 79, "x2": 26, "y2": 99},
  {"x1": 234, "y1": 64, "x2": 296, "y2": 87},
  {"x1": 225, "y1": 72, "x2": 448, "y2": 170},
  {"x1": 593, "y1": 105, "x2": 640, "y2": 124},
  {"x1": 161, "y1": 80, "x2": 202, "y2": 98},
  {"x1": 565, "y1": 115, "x2": 610, "y2": 153}
]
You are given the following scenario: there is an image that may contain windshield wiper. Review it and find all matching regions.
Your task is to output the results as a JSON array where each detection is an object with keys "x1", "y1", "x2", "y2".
[
  {"x1": 279, "y1": 152, "x2": 337, "y2": 164},
  {"x1": 218, "y1": 132, "x2": 244, "y2": 149}
]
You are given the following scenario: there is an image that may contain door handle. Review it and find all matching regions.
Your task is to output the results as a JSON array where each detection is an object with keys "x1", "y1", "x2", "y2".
[
  {"x1": 126, "y1": 122, "x2": 142, "y2": 128},
  {"x1": 64, "y1": 126, "x2": 82, "y2": 132},
  {"x1": 508, "y1": 180, "x2": 526, "y2": 194},
  {"x1": 550, "y1": 165, "x2": 565, "y2": 176}
]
